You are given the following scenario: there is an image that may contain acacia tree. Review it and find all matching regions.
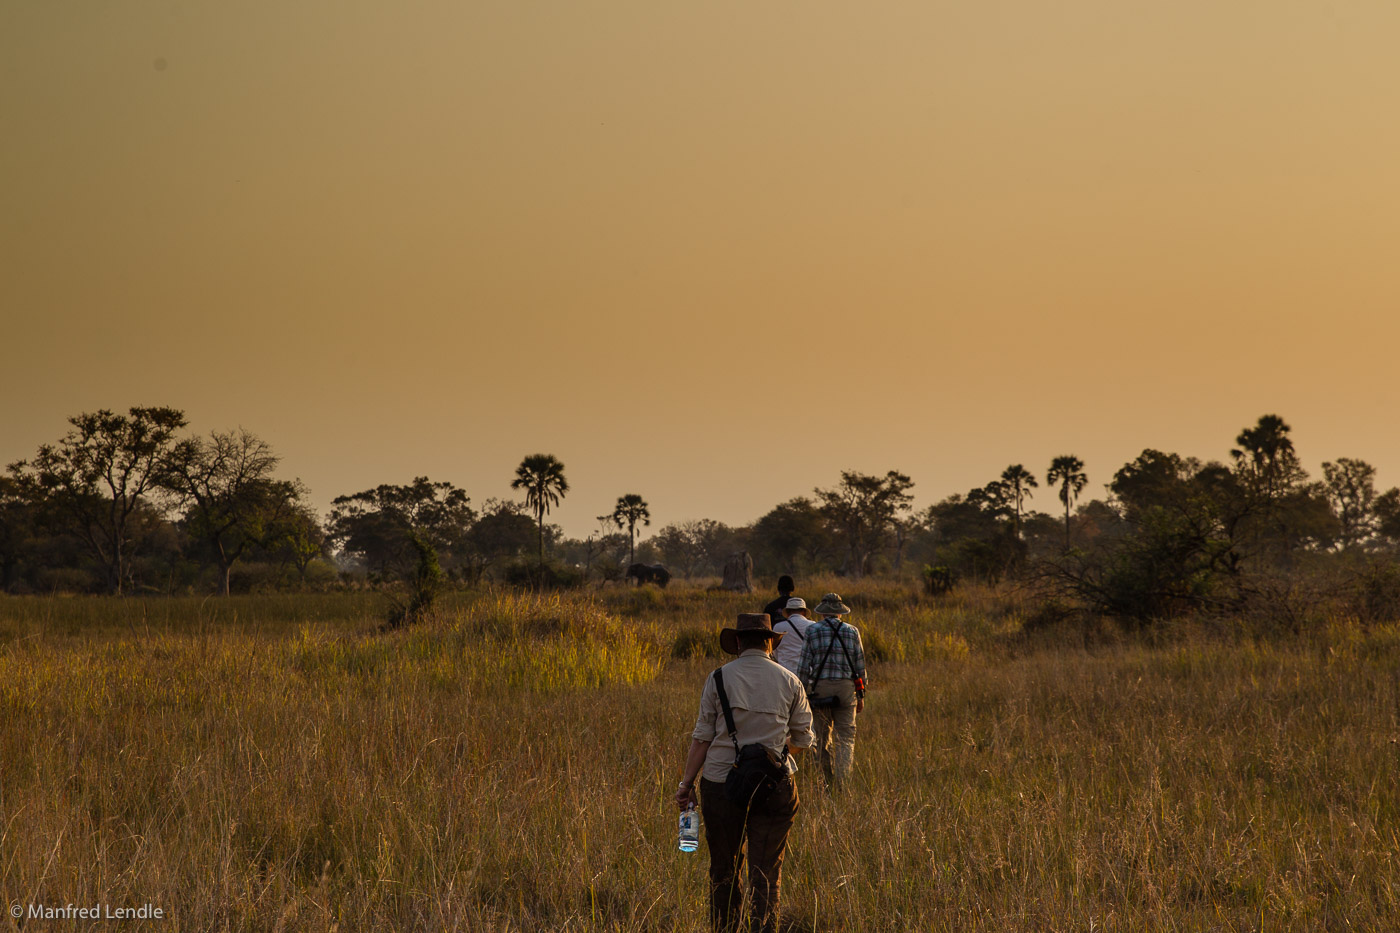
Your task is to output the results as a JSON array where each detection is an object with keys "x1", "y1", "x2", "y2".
[
  {"x1": 162, "y1": 429, "x2": 303, "y2": 595},
  {"x1": 511, "y1": 454, "x2": 568, "y2": 570},
  {"x1": 815, "y1": 470, "x2": 914, "y2": 577},
  {"x1": 1046, "y1": 455, "x2": 1088, "y2": 550},
  {"x1": 1000, "y1": 464, "x2": 1038, "y2": 539},
  {"x1": 610, "y1": 493, "x2": 651, "y2": 566},
  {"x1": 11, "y1": 407, "x2": 186, "y2": 594}
]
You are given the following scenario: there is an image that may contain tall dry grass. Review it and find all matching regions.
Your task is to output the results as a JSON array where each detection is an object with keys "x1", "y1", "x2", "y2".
[{"x1": 1, "y1": 584, "x2": 1397, "y2": 930}]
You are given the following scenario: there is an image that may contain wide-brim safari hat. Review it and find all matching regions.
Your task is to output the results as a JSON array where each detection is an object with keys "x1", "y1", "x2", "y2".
[
  {"x1": 813, "y1": 593, "x2": 851, "y2": 616},
  {"x1": 719, "y1": 613, "x2": 785, "y2": 655}
]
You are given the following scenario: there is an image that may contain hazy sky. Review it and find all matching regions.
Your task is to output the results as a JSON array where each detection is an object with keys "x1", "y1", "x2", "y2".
[{"x1": 4, "y1": 1, "x2": 1399, "y2": 537}]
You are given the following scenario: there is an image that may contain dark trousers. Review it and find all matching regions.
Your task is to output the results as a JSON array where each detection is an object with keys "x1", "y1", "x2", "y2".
[{"x1": 699, "y1": 776, "x2": 799, "y2": 933}]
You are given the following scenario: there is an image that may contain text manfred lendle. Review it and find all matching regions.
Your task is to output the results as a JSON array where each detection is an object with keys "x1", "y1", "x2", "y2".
[{"x1": 27, "y1": 903, "x2": 165, "y2": 920}]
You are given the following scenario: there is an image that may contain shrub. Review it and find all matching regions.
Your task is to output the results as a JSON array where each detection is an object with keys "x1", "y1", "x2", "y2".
[
  {"x1": 613, "y1": 585, "x2": 665, "y2": 618},
  {"x1": 1021, "y1": 599, "x2": 1079, "y2": 631},
  {"x1": 384, "y1": 532, "x2": 444, "y2": 630},
  {"x1": 502, "y1": 561, "x2": 586, "y2": 590},
  {"x1": 922, "y1": 564, "x2": 954, "y2": 596},
  {"x1": 671, "y1": 626, "x2": 722, "y2": 660},
  {"x1": 861, "y1": 627, "x2": 902, "y2": 663},
  {"x1": 1349, "y1": 558, "x2": 1400, "y2": 625},
  {"x1": 920, "y1": 632, "x2": 970, "y2": 663},
  {"x1": 1040, "y1": 505, "x2": 1239, "y2": 626}
]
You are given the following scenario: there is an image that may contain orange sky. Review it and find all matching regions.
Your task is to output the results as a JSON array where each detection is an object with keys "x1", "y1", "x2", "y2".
[{"x1": 4, "y1": 1, "x2": 1399, "y2": 537}]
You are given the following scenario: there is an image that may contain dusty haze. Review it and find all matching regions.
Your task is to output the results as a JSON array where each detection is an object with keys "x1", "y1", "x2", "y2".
[{"x1": 4, "y1": 1, "x2": 1398, "y2": 535}]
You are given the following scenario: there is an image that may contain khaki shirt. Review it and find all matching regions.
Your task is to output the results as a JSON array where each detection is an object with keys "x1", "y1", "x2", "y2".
[{"x1": 691, "y1": 649, "x2": 816, "y2": 783}]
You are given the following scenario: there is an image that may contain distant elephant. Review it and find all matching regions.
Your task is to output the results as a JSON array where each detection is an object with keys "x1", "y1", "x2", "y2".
[{"x1": 626, "y1": 563, "x2": 671, "y2": 587}]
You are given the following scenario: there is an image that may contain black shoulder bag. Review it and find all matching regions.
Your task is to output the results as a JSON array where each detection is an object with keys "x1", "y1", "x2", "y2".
[{"x1": 713, "y1": 668, "x2": 788, "y2": 807}]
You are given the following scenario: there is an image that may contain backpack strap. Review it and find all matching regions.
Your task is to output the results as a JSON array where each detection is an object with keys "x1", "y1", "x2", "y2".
[
  {"x1": 808, "y1": 619, "x2": 841, "y2": 690},
  {"x1": 833, "y1": 622, "x2": 864, "y2": 695},
  {"x1": 777, "y1": 617, "x2": 805, "y2": 642},
  {"x1": 713, "y1": 668, "x2": 740, "y2": 753}
]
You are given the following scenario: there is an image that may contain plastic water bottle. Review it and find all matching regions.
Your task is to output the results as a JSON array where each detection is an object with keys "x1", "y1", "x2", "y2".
[{"x1": 678, "y1": 804, "x2": 699, "y2": 852}]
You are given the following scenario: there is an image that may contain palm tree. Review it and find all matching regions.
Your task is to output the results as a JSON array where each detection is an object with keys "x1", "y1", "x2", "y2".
[
  {"x1": 511, "y1": 454, "x2": 569, "y2": 569},
  {"x1": 1046, "y1": 455, "x2": 1088, "y2": 550},
  {"x1": 1000, "y1": 464, "x2": 1038, "y2": 539},
  {"x1": 1231, "y1": 414, "x2": 1301, "y2": 502},
  {"x1": 611, "y1": 494, "x2": 651, "y2": 566}
]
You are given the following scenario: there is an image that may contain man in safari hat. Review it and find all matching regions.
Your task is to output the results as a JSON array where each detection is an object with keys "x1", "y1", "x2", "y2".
[
  {"x1": 797, "y1": 593, "x2": 866, "y2": 789},
  {"x1": 770, "y1": 597, "x2": 812, "y2": 675},
  {"x1": 675, "y1": 613, "x2": 815, "y2": 933}
]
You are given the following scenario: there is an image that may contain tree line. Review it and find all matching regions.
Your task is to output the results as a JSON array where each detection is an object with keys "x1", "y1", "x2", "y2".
[{"x1": 5, "y1": 408, "x2": 1400, "y2": 622}]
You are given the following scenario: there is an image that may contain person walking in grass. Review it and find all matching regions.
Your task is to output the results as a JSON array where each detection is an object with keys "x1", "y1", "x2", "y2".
[
  {"x1": 761, "y1": 575, "x2": 797, "y2": 623},
  {"x1": 797, "y1": 593, "x2": 866, "y2": 790},
  {"x1": 676, "y1": 613, "x2": 815, "y2": 933},
  {"x1": 770, "y1": 597, "x2": 812, "y2": 676}
]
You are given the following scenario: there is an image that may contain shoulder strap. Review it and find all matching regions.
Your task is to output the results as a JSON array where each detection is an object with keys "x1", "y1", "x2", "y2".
[
  {"x1": 777, "y1": 618, "x2": 805, "y2": 642},
  {"x1": 713, "y1": 668, "x2": 740, "y2": 752},
  {"x1": 809, "y1": 619, "x2": 840, "y2": 688},
  {"x1": 834, "y1": 623, "x2": 859, "y2": 682}
]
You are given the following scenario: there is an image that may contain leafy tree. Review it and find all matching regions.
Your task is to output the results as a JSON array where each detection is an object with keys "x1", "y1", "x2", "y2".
[
  {"x1": 463, "y1": 499, "x2": 537, "y2": 582},
  {"x1": 749, "y1": 498, "x2": 828, "y2": 574},
  {"x1": 328, "y1": 477, "x2": 474, "y2": 578},
  {"x1": 890, "y1": 515, "x2": 914, "y2": 576},
  {"x1": 266, "y1": 501, "x2": 328, "y2": 582},
  {"x1": 922, "y1": 495, "x2": 999, "y2": 545},
  {"x1": 0, "y1": 474, "x2": 40, "y2": 591},
  {"x1": 917, "y1": 486, "x2": 1025, "y2": 583},
  {"x1": 1271, "y1": 483, "x2": 1341, "y2": 555},
  {"x1": 384, "y1": 531, "x2": 444, "y2": 629},
  {"x1": 1322, "y1": 458, "x2": 1378, "y2": 550},
  {"x1": 511, "y1": 454, "x2": 568, "y2": 570},
  {"x1": 10, "y1": 407, "x2": 186, "y2": 594},
  {"x1": 610, "y1": 493, "x2": 651, "y2": 566},
  {"x1": 1046, "y1": 455, "x2": 1088, "y2": 550},
  {"x1": 1226, "y1": 416, "x2": 1341, "y2": 562},
  {"x1": 1109, "y1": 450, "x2": 1202, "y2": 520},
  {"x1": 1376, "y1": 488, "x2": 1400, "y2": 545},
  {"x1": 161, "y1": 429, "x2": 304, "y2": 595},
  {"x1": 1075, "y1": 498, "x2": 1129, "y2": 545},
  {"x1": 966, "y1": 480, "x2": 1013, "y2": 520},
  {"x1": 654, "y1": 520, "x2": 718, "y2": 578},
  {"x1": 1043, "y1": 452, "x2": 1251, "y2": 624},
  {"x1": 999, "y1": 465, "x2": 1038, "y2": 539},
  {"x1": 1045, "y1": 502, "x2": 1242, "y2": 624},
  {"x1": 814, "y1": 470, "x2": 914, "y2": 577}
]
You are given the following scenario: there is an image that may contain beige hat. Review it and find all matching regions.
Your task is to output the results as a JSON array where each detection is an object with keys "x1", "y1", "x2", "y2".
[
  {"x1": 784, "y1": 597, "x2": 808, "y2": 612},
  {"x1": 813, "y1": 593, "x2": 851, "y2": 615}
]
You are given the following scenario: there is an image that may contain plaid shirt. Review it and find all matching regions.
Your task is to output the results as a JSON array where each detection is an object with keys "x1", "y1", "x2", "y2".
[{"x1": 797, "y1": 616, "x2": 866, "y2": 687}]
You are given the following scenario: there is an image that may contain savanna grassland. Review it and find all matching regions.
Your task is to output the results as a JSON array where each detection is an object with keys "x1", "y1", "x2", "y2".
[{"x1": 1, "y1": 583, "x2": 1398, "y2": 932}]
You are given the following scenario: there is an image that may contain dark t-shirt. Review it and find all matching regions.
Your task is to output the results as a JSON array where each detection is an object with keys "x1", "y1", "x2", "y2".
[{"x1": 763, "y1": 594, "x2": 796, "y2": 620}]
